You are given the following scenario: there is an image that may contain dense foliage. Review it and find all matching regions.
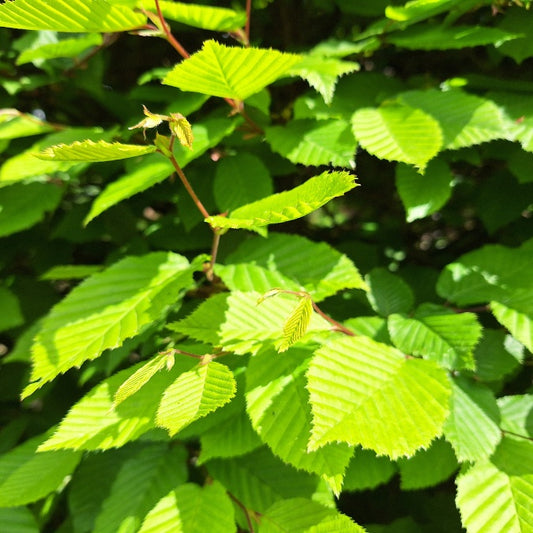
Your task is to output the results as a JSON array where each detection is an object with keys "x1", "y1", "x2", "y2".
[{"x1": 0, "y1": 0, "x2": 532, "y2": 531}]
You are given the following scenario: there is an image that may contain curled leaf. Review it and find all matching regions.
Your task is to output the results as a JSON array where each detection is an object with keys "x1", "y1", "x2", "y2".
[{"x1": 169, "y1": 113, "x2": 194, "y2": 150}]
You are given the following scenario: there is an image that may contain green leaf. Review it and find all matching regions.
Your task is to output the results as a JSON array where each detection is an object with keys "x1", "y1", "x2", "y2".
[
  {"x1": 40, "y1": 264, "x2": 103, "y2": 280},
  {"x1": 0, "y1": 182, "x2": 63, "y2": 237},
  {"x1": 0, "y1": 109, "x2": 55, "y2": 139},
  {"x1": 498, "y1": 395, "x2": 533, "y2": 439},
  {"x1": 205, "y1": 446, "x2": 321, "y2": 513},
  {"x1": 214, "y1": 263, "x2": 302, "y2": 295},
  {"x1": 92, "y1": 443, "x2": 188, "y2": 533},
  {"x1": 386, "y1": 0, "x2": 464, "y2": 23},
  {"x1": 36, "y1": 140, "x2": 156, "y2": 161},
  {"x1": 0, "y1": 430, "x2": 82, "y2": 507},
  {"x1": 0, "y1": 0, "x2": 145, "y2": 32},
  {"x1": 398, "y1": 438, "x2": 458, "y2": 490},
  {"x1": 145, "y1": 0, "x2": 246, "y2": 32},
  {"x1": 443, "y1": 376, "x2": 501, "y2": 462},
  {"x1": 491, "y1": 291, "x2": 533, "y2": 352},
  {"x1": 168, "y1": 291, "x2": 330, "y2": 355},
  {"x1": 246, "y1": 347, "x2": 353, "y2": 488},
  {"x1": 475, "y1": 330, "x2": 524, "y2": 382},
  {"x1": 198, "y1": 408, "x2": 262, "y2": 465},
  {"x1": 388, "y1": 24, "x2": 520, "y2": 51},
  {"x1": 113, "y1": 351, "x2": 172, "y2": 408},
  {"x1": 399, "y1": 89, "x2": 510, "y2": 150},
  {"x1": 138, "y1": 481, "x2": 235, "y2": 533},
  {"x1": 214, "y1": 153, "x2": 273, "y2": 212},
  {"x1": 456, "y1": 436, "x2": 533, "y2": 533},
  {"x1": 258, "y1": 498, "x2": 364, "y2": 533},
  {"x1": 163, "y1": 40, "x2": 301, "y2": 100},
  {"x1": 0, "y1": 127, "x2": 113, "y2": 185},
  {"x1": 225, "y1": 232, "x2": 367, "y2": 302},
  {"x1": 497, "y1": 7, "x2": 533, "y2": 64},
  {"x1": 85, "y1": 117, "x2": 238, "y2": 224},
  {"x1": 0, "y1": 508, "x2": 39, "y2": 533},
  {"x1": 39, "y1": 358, "x2": 196, "y2": 451},
  {"x1": 437, "y1": 244, "x2": 533, "y2": 306},
  {"x1": 156, "y1": 361, "x2": 237, "y2": 437},
  {"x1": 289, "y1": 56, "x2": 360, "y2": 104},
  {"x1": 343, "y1": 447, "x2": 396, "y2": 492},
  {"x1": 68, "y1": 446, "x2": 139, "y2": 533},
  {"x1": 16, "y1": 33, "x2": 102, "y2": 64},
  {"x1": 388, "y1": 303, "x2": 482, "y2": 370},
  {"x1": 265, "y1": 119, "x2": 356, "y2": 167},
  {"x1": 206, "y1": 170, "x2": 357, "y2": 234},
  {"x1": 307, "y1": 336, "x2": 451, "y2": 458},
  {"x1": 279, "y1": 297, "x2": 314, "y2": 353},
  {"x1": 351, "y1": 102, "x2": 442, "y2": 171},
  {"x1": 0, "y1": 286, "x2": 24, "y2": 332},
  {"x1": 24, "y1": 252, "x2": 199, "y2": 398},
  {"x1": 365, "y1": 267, "x2": 415, "y2": 316},
  {"x1": 396, "y1": 158, "x2": 453, "y2": 222}
]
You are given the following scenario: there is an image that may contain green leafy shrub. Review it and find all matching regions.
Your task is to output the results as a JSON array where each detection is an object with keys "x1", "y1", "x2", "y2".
[{"x1": 0, "y1": 1, "x2": 532, "y2": 531}]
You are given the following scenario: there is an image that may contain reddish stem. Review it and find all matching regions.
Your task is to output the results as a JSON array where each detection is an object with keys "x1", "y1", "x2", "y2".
[
  {"x1": 168, "y1": 153, "x2": 210, "y2": 219},
  {"x1": 245, "y1": 0, "x2": 252, "y2": 45},
  {"x1": 154, "y1": 0, "x2": 190, "y2": 58},
  {"x1": 228, "y1": 492, "x2": 256, "y2": 533},
  {"x1": 311, "y1": 302, "x2": 356, "y2": 336}
]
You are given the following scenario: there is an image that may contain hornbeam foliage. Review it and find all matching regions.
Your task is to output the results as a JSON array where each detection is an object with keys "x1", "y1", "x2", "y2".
[{"x1": 1, "y1": 0, "x2": 532, "y2": 532}]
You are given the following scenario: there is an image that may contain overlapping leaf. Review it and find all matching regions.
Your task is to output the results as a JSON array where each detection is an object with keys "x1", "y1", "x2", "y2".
[
  {"x1": 289, "y1": 55, "x2": 360, "y2": 104},
  {"x1": 396, "y1": 157, "x2": 453, "y2": 221},
  {"x1": 307, "y1": 336, "x2": 451, "y2": 458},
  {"x1": 265, "y1": 119, "x2": 356, "y2": 167},
  {"x1": 24, "y1": 252, "x2": 199, "y2": 398},
  {"x1": 144, "y1": 0, "x2": 246, "y2": 32},
  {"x1": 388, "y1": 24, "x2": 520, "y2": 50},
  {"x1": 491, "y1": 290, "x2": 533, "y2": 352},
  {"x1": 36, "y1": 140, "x2": 156, "y2": 161},
  {"x1": 0, "y1": 286, "x2": 24, "y2": 332},
  {"x1": 138, "y1": 481, "x2": 235, "y2": 533},
  {"x1": 16, "y1": 33, "x2": 102, "y2": 64},
  {"x1": 246, "y1": 347, "x2": 353, "y2": 492},
  {"x1": 92, "y1": 443, "x2": 188, "y2": 533},
  {"x1": 39, "y1": 357, "x2": 197, "y2": 451},
  {"x1": 0, "y1": 127, "x2": 112, "y2": 185},
  {"x1": 343, "y1": 447, "x2": 396, "y2": 492},
  {"x1": 0, "y1": 109, "x2": 55, "y2": 139},
  {"x1": 205, "y1": 446, "x2": 321, "y2": 513},
  {"x1": 475, "y1": 330, "x2": 524, "y2": 382},
  {"x1": 366, "y1": 267, "x2": 414, "y2": 316},
  {"x1": 399, "y1": 89, "x2": 510, "y2": 150},
  {"x1": 156, "y1": 361, "x2": 237, "y2": 436},
  {"x1": 0, "y1": 0, "x2": 145, "y2": 32},
  {"x1": 443, "y1": 377, "x2": 501, "y2": 462},
  {"x1": 224, "y1": 232, "x2": 367, "y2": 301},
  {"x1": 0, "y1": 507, "x2": 38, "y2": 533},
  {"x1": 163, "y1": 40, "x2": 301, "y2": 100},
  {"x1": 437, "y1": 244, "x2": 533, "y2": 306},
  {"x1": 352, "y1": 102, "x2": 442, "y2": 171},
  {"x1": 214, "y1": 153, "x2": 273, "y2": 212},
  {"x1": 398, "y1": 438, "x2": 458, "y2": 490},
  {"x1": 258, "y1": 498, "x2": 364, "y2": 533},
  {"x1": 456, "y1": 436, "x2": 533, "y2": 533},
  {"x1": 388, "y1": 303, "x2": 482, "y2": 370},
  {"x1": 0, "y1": 182, "x2": 63, "y2": 237},
  {"x1": 206, "y1": 170, "x2": 357, "y2": 235},
  {"x1": 0, "y1": 430, "x2": 82, "y2": 507},
  {"x1": 168, "y1": 291, "x2": 330, "y2": 355}
]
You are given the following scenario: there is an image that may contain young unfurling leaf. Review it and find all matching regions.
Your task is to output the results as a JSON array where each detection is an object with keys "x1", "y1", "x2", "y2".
[{"x1": 279, "y1": 295, "x2": 313, "y2": 352}]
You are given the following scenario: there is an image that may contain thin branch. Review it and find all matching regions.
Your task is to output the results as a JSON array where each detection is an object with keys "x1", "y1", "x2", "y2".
[
  {"x1": 63, "y1": 32, "x2": 120, "y2": 75},
  {"x1": 228, "y1": 492, "x2": 256, "y2": 533},
  {"x1": 154, "y1": 0, "x2": 189, "y2": 59},
  {"x1": 245, "y1": 0, "x2": 252, "y2": 45},
  {"x1": 311, "y1": 301, "x2": 356, "y2": 336},
  {"x1": 168, "y1": 153, "x2": 211, "y2": 219},
  {"x1": 502, "y1": 429, "x2": 533, "y2": 442},
  {"x1": 206, "y1": 231, "x2": 222, "y2": 282}
]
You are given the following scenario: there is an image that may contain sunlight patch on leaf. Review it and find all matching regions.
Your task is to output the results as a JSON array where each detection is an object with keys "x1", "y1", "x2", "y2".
[{"x1": 163, "y1": 40, "x2": 301, "y2": 100}]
